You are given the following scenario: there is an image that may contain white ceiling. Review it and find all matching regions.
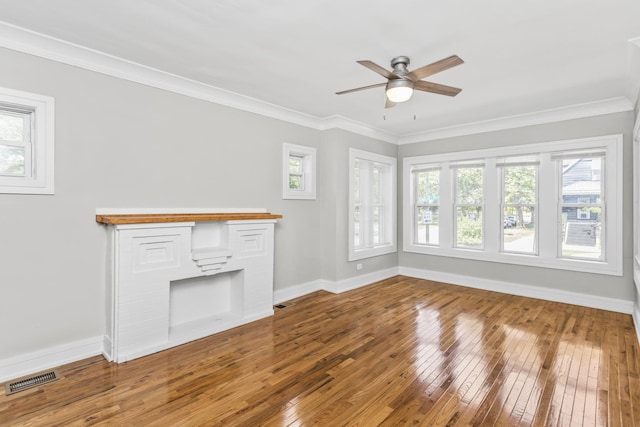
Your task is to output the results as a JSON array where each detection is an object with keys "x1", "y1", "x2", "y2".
[{"x1": 0, "y1": 0, "x2": 638, "y2": 141}]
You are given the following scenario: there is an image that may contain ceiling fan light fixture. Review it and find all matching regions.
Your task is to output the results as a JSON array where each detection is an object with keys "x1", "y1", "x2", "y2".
[{"x1": 385, "y1": 79, "x2": 414, "y2": 103}]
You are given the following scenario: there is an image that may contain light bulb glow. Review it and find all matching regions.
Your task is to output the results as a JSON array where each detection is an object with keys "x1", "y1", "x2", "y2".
[{"x1": 385, "y1": 79, "x2": 414, "y2": 103}]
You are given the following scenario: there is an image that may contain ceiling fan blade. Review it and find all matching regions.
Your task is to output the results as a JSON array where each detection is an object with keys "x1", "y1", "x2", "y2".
[
  {"x1": 406, "y1": 55, "x2": 464, "y2": 81},
  {"x1": 335, "y1": 82, "x2": 386, "y2": 95},
  {"x1": 357, "y1": 60, "x2": 398, "y2": 80},
  {"x1": 385, "y1": 97, "x2": 396, "y2": 109},
  {"x1": 414, "y1": 80, "x2": 462, "y2": 97}
]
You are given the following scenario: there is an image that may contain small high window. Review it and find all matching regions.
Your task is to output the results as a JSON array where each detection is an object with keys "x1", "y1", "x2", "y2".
[
  {"x1": 282, "y1": 143, "x2": 316, "y2": 200},
  {"x1": 0, "y1": 86, "x2": 55, "y2": 194}
]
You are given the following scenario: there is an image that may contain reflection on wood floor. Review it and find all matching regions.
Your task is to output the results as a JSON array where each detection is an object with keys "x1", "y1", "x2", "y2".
[{"x1": 1, "y1": 276, "x2": 639, "y2": 426}]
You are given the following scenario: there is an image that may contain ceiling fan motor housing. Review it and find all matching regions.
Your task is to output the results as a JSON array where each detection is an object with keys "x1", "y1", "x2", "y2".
[{"x1": 391, "y1": 56, "x2": 410, "y2": 76}]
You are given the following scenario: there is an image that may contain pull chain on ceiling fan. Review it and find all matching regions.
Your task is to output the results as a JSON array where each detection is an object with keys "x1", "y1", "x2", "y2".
[{"x1": 336, "y1": 55, "x2": 464, "y2": 108}]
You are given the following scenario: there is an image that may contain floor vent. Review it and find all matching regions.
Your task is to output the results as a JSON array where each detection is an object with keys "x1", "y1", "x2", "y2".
[
  {"x1": 274, "y1": 302, "x2": 295, "y2": 310},
  {"x1": 5, "y1": 370, "x2": 60, "y2": 395}
]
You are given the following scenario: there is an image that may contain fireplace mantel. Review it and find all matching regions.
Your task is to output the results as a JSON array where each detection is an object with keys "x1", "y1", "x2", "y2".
[
  {"x1": 96, "y1": 212, "x2": 282, "y2": 225},
  {"x1": 98, "y1": 210, "x2": 281, "y2": 363}
]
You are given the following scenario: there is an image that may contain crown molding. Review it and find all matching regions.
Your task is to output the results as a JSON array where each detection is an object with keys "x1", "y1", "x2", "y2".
[
  {"x1": 398, "y1": 97, "x2": 634, "y2": 144},
  {"x1": 0, "y1": 21, "x2": 635, "y2": 147},
  {"x1": 318, "y1": 115, "x2": 398, "y2": 143},
  {"x1": 0, "y1": 20, "x2": 402, "y2": 143},
  {"x1": 627, "y1": 36, "x2": 640, "y2": 112},
  {"x1": 0, "y1": 21, "x2": 325, "y2": 129}
]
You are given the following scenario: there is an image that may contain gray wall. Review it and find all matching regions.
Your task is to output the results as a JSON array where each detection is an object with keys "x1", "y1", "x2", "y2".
[
  {"x1": 0, "y1": 47, "x2": 395, "y2": 360},
  {"x1": 319, "y1": 129, "x2": 398, "y2": 282},
  {"x1": 398, "y1": 112, "x2": 636, "y2": 301}
]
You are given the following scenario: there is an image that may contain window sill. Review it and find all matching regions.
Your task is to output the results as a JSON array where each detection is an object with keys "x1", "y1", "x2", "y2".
[
  {"x1": 404, "y1": 243, "x2": 622, "y2": 276},
  {"x1": 349, "y1": 244, "x2": 397, "y2": 262}
]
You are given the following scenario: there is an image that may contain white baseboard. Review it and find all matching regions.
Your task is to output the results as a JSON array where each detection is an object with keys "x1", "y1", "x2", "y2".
[
  {"x1": 0, "y1": 336, "x2": 103, "y2": 383},
  {"x1": 273, "y1": 279, "x2": 324, "y2": 304},
  {"x1": 399, "y1": 266, "x2": 634, "y2": 314},
  {"x1": 274, "y1": 268, "x2": 400, "y2": 303},
  {"x1": 321, "y1": 267, "x2": 400, "y2": 294}
]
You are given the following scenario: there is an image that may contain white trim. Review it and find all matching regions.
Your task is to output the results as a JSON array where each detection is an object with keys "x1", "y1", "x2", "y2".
[
  {"x1": 0, "y1": 21, "x2": 633, "y2": 146},
  {"x1": 321, "y1": 267, "x2": 400, "y2": 294},
  {"x1": 273, "y1": 279, "x2": 324, "y2": 304},
  {"x1": 0, "y1": 21, "x2": 320, "y2": 132},
  {"x1": 0, "y1": 21, "x2": 398, "y2": 145},
  {"x1": 398, "y1": 97, "x2": 633, "y2": 144},
  {"x1": 627, "y1": 37, "x2": 640, "y2": 112},
  {"x1": 319, "y1": 115, "x2": 398, "y2": 144},
  {"x1": 274, "y1": 268, "x2": 401, "y2": 303},
  {"x1": 634, "y1": 112, "x2": 640, "y2": 143},
  {"x1": 399, "y1": 266, "x2": 634, "y2": 314},
  {"x1": 0, "y1": 336, "x2": 103, "y2": 383}
]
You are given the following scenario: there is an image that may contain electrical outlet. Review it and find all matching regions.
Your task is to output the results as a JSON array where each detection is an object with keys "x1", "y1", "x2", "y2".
[{"x1": 356, "y1": 263, "x2": 363, "y2": 271}]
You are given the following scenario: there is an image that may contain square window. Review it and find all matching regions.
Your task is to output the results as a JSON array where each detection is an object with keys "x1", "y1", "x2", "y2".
[
  {"x1": 0, "y1": 86, "x2": 55, "y2": 194},
  {"x1": 282, "y1": 143, "x2": 316, "y2": 199}
]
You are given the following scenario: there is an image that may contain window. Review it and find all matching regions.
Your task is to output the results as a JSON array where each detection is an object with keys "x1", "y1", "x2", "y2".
[
  {"x1": 499, "y1": 156, "x2": 538, "y2": 254},
  {"x1": 413, "y1": 166, "x2": 440, "y2": 246},
  {"x1": 554, "y1": 151, "x2": 605, "y2": 261},
  {"x1": 0, "y1": 86, "x2": 54, "y2": 194},
  {"x1": 349, "y1": 149, "x2": 396, "y2": 261},
  {"x1": 403, "y1": 135, "x2": 622, "y2": 276},
  {"x1": 453, "y1": 162, "x2": 484, "y2": 249},
  {"x1": 282, "y1": 143, "x2": 316, "y2": 199}
]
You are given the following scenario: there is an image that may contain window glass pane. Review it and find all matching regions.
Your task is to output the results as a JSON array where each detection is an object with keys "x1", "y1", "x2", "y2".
[
  {"x1": 373, "y1": 206, "x2": 381, "y2": 245},
  {"x1": 416, "y1": 170, "x2": 439, "y2": 204},
  {"x1": 372, "y1": 167, "x2": 381, "y2": 204},
  {"x1": 456, "y1": 207, "x2": 482, "y2": 248},
  {"x1": 0, "y1": 145, "x2": 25, "y2": 176},
  {"x1": 354, "y1": 160, "x2": 360, "y2": 204},
  {"x1": 456, "y1": 167, "x2": 483, "y2": 204},
  {"x1": 561, "y1": 207, "x2": 602, "y2": 260},
  {"x1": 354, "y1": 205, "x2": 361, "y2": 248},
  {"x1": 0, "y1": 113, "x2": 24, "y2": 142},
  {"x1": 288, "y1": 156, "x2": 302, "y2": 173},
  {"x1": 288, "y1": 174, "x2": 302, "y2": 190},
  {"x1": 503, "y1": 207, "x2": 536, "y2": 253},
  {"x1": 416, "y1": 206, "x2": 439, "y2": 245},
  {"x1": 561, "y1": 158, "x2": 601, "y2": 202},
  {"x1": 504, "y1": 166, "x2": 536, "y2": 204},
  {"x1": 560, "y1": 156, "x2": 603, "y2": 260}
]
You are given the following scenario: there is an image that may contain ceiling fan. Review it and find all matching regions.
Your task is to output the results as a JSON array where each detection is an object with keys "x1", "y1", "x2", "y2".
[{"x1": 336, "y1": 55, "x2": 464, "y2": 108}]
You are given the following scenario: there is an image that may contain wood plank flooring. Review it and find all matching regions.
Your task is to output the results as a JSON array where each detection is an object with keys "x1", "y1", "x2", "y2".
[{"x1": 1, "y1": 276, "x2": 639, "y2": 426}]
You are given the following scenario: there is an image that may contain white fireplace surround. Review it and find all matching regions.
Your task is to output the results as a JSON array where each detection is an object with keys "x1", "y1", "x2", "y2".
[{"x1": 98, "y1": 209, "x2": 280, "y2": 363}]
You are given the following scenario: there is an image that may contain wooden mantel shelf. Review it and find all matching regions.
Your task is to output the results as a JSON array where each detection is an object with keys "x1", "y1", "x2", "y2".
[{"x1": 96, "y1": 212, "x2": 282, "y2": 225}]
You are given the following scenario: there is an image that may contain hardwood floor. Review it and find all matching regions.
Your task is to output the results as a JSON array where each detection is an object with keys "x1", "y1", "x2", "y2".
[{"x1": 1, "y1": 276, "x2": 639, "y2": 426}]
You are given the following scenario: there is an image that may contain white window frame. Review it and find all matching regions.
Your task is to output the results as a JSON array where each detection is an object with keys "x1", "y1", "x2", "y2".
[
  {"x1": 0, "y1": 86, "x2": 54, "y2": 194},
  {"x1": 282, "y1": 142, "x2": 316, "y2": 200},
  {"x1": 349, "y1": 149, "x2": 397, "y2": 261},
  {"x1": 403, "y1": 134, "x2": 623, "y2": 276}
]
